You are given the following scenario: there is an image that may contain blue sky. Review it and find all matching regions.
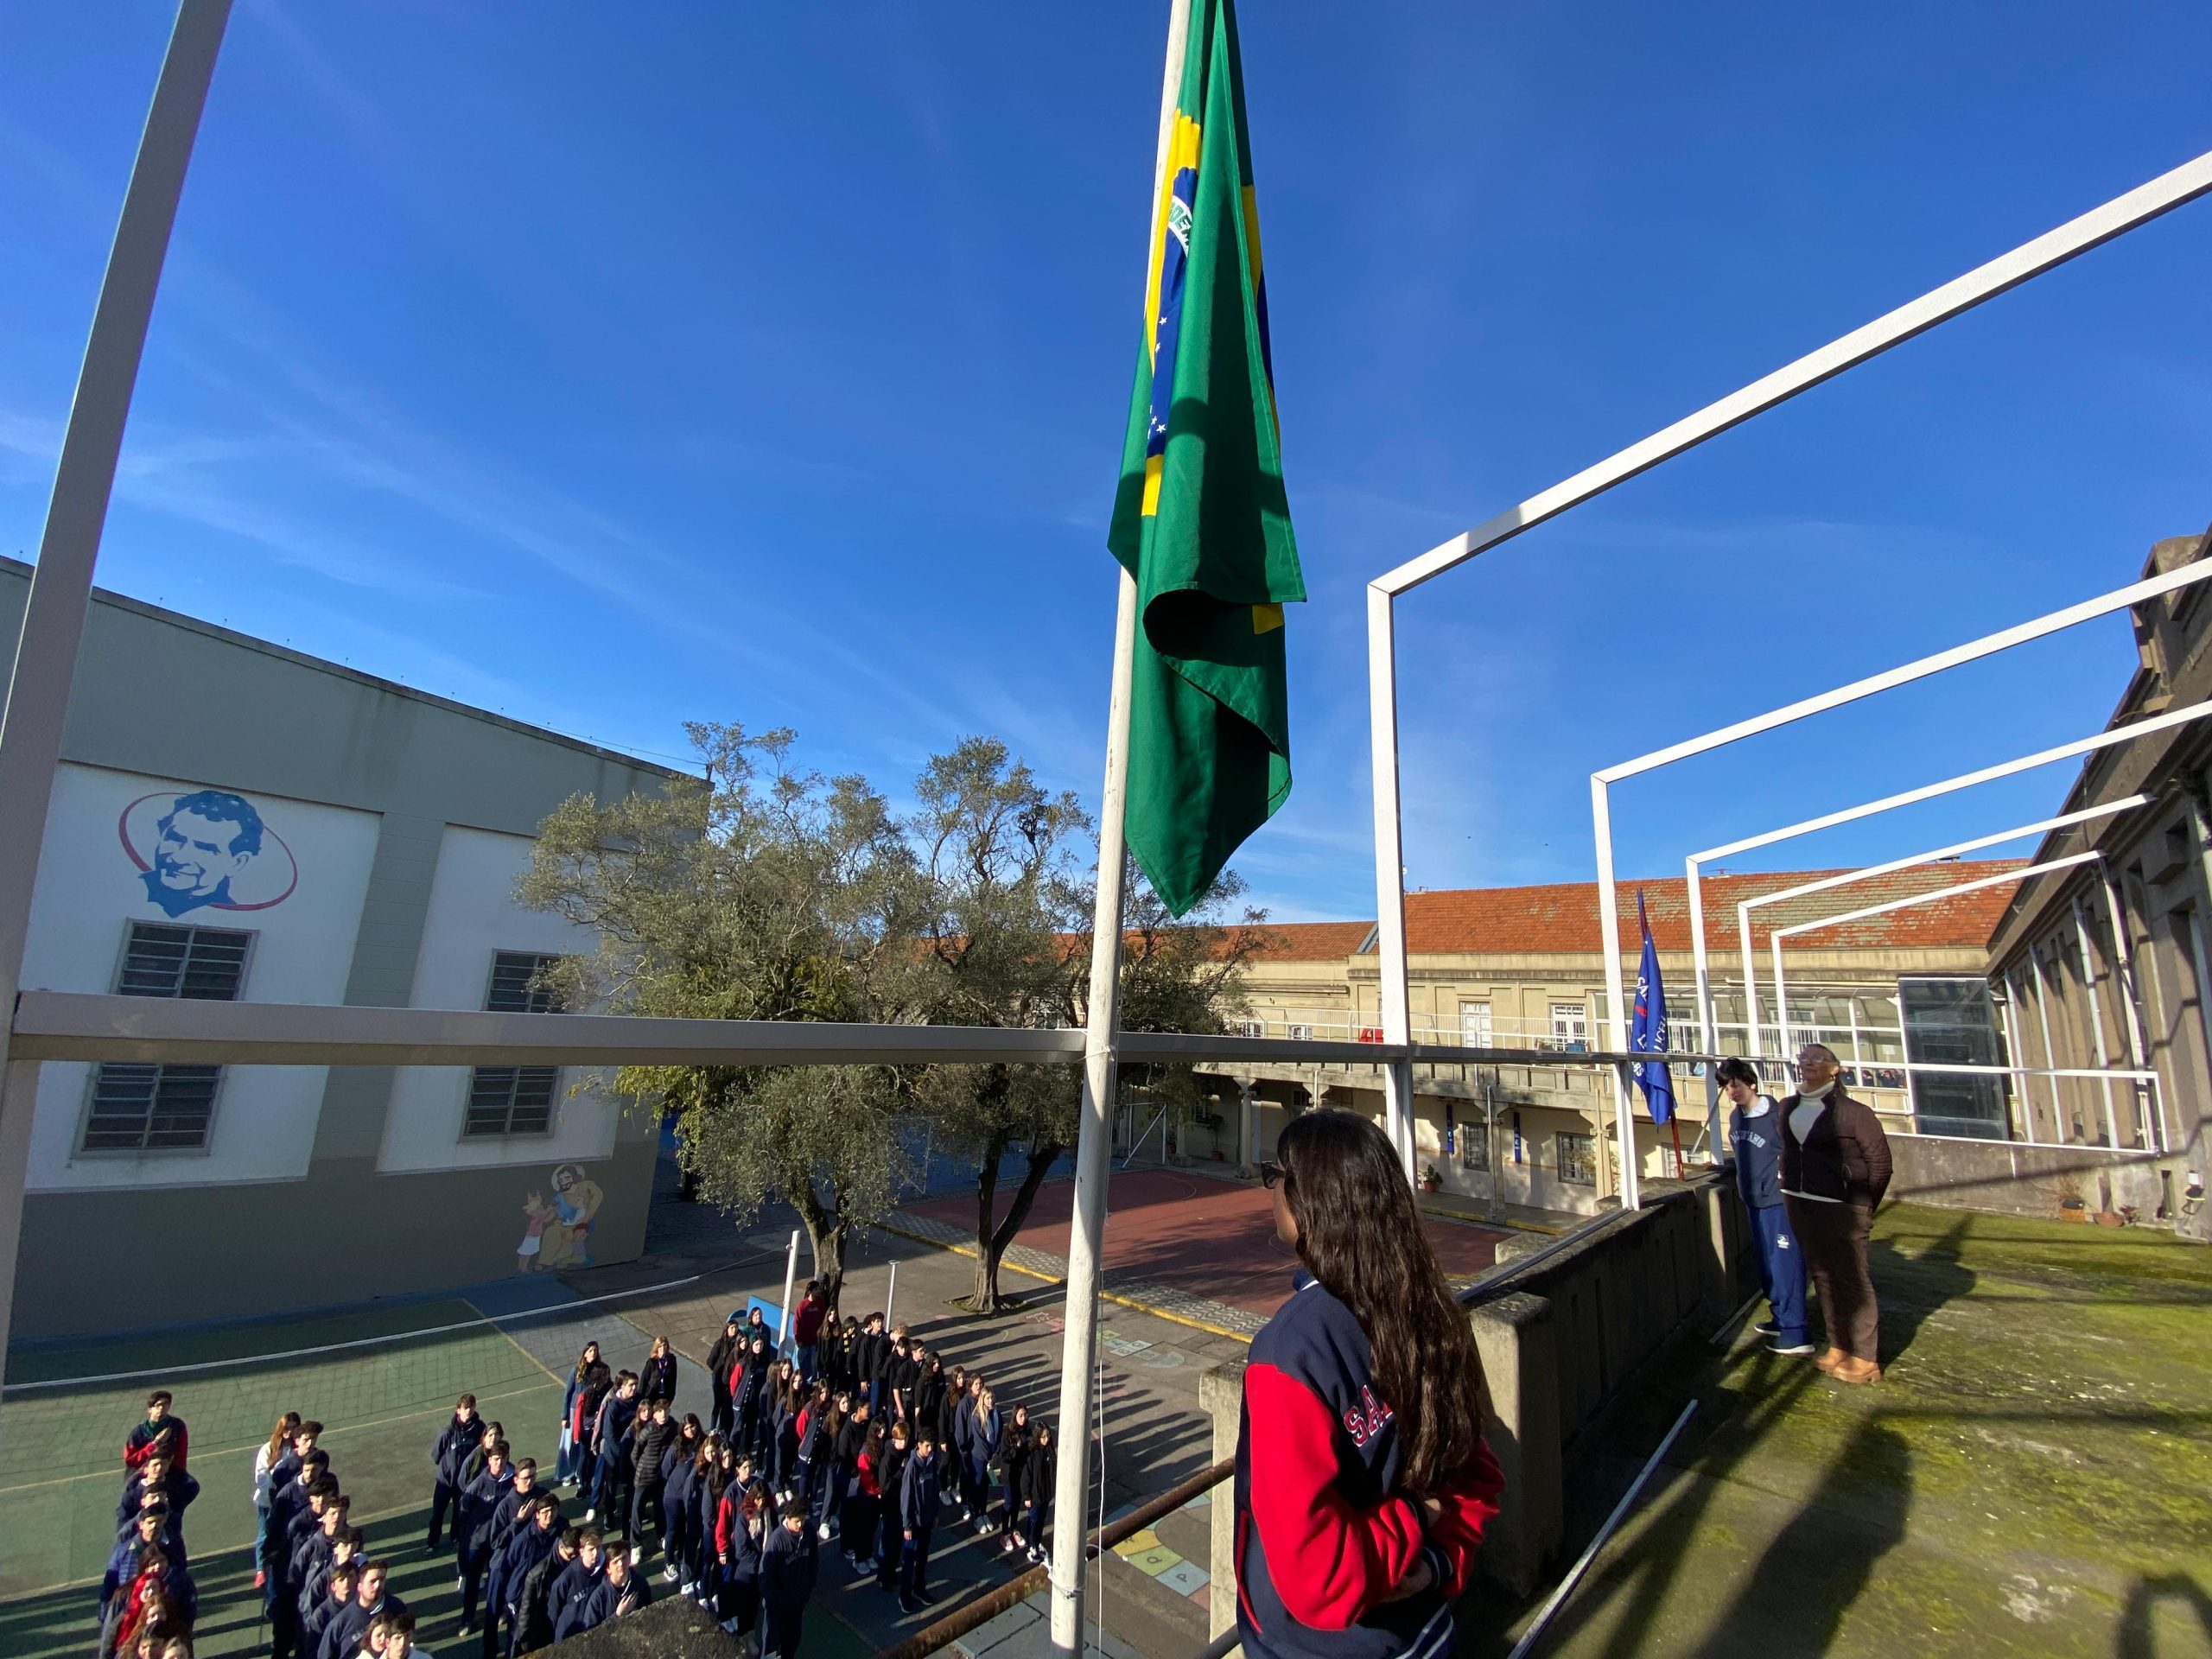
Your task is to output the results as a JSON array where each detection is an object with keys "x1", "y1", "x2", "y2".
[{"x1": 3, "y1": 3, "x2": 2209, "y2": 923}]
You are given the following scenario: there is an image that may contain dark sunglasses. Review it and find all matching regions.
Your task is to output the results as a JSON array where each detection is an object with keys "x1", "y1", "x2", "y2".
[{"x1": 1260, "y1": 1160, "x2": 1286, "y2": 1190}]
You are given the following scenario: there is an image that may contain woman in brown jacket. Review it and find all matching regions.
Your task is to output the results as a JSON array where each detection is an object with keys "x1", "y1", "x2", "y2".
[{"x1": 1778, "y1": 1042, "x2": 1892, "y2": 1384}]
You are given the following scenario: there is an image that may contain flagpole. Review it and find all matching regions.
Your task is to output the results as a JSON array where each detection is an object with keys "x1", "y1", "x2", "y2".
[{"x1": 1048, "y1": 4, "x2": 1191, "y2": 1653}]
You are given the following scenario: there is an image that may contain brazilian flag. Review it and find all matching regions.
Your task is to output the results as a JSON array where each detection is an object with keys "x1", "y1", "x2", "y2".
[{"x1": 1107, "y1": 0, "x2": 1303, "y2": 918}]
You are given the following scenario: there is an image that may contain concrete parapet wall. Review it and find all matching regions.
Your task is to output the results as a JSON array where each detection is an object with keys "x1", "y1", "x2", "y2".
[{"x1": 1887, "y1": 1134, "x2": 2177, "y2": 1226}]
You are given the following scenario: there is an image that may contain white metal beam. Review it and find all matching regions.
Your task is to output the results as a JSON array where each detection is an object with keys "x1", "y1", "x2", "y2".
[
  {"x1": 1376, "y1": 151, "x2": 2212, "y2": 597},
  {"x1": 0, "y1": 0, "x2": 232, "y2": 1396},
  {"x1": 1770, "y1": 852, "x2": 2100, "y2": 1061},
  {"x1": 1724, "y1": 795, "x2": 2149, "y2": 1055}
]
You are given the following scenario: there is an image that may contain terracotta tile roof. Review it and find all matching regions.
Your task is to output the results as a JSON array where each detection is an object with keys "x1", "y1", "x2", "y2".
[
  {"x1": 1397, "y1": 862, "x2": 2026, "y2": 955},
  {"x1": 1221, "y1": 920, "x2": 1376, "y2": 962},
  {"x1": 1060, "y1": 862, "x2": 2026, "y2": 963}
]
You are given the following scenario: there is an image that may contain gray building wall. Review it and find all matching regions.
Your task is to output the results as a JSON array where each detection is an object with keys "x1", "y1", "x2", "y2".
[
  {"x1": 0, "y1": 559, "x2": 683, "y2": 1335},
  {"x1": 1985, "y1": 528, "x2": 2212, "y2": 1242}
]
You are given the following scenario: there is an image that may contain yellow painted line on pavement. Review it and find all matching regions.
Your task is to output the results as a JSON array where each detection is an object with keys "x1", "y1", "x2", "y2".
[{"x1": 874, "y1": 1219, "x2": 1253, "y2": 1346}]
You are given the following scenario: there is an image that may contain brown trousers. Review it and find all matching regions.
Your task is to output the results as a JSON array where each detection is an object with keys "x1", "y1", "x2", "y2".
[{"x1": 1785, "y1": 1198, "x2": 1879, "y2": 1363}]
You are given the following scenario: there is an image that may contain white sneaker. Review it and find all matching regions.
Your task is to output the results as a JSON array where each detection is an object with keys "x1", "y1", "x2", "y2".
[
  {"x1": 583, "y1": 1508, "x2": 595, "y2": 1522},
  {"x1": 976, "y1": 1520, "x2": 991, "y2": 1536},
  {"x1": 817, "y1": 1522, "x2": 832, "y2": 1541},
  {"x1": 662, "y1": 1565, "x2": 678, "y2": 1583},
  {"x1": 630, "y1": 1546, "x2": 642, "y2": 1567}
]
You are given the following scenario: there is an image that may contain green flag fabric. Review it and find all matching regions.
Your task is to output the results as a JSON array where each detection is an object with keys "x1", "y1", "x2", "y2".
[{"x1": 1107, "y1": 0, "x2": 1303, "y2": 918}]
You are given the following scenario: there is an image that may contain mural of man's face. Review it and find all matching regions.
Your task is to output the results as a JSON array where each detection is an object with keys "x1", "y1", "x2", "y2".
[{"x1": 154, "y1": 809, "x2": 253, "y2": 897}]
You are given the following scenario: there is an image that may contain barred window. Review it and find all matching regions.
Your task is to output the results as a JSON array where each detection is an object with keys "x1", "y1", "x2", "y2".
[
  {"x1": 486, "y1": 950, "x2": 564, "y2": 1014},
  {"x1": 83, "y1": 1064, "x2": 220, "y2": 1153},
  {"x1": 1556, "y1": 1131, "x2": 1596, "y2": 1186},
  {"x1": 118, "y1": 922, "x2": 251, "y2": 1000},
  {"x1": 467, "y1": 950, "x2": 566, "y2": 1137},
  {"x1": 82, "y1": 923, "x2": 249, "y2": 1154},
  {"x1": 465, "y1": 1066, "x2": 558, "y2": 1137}
]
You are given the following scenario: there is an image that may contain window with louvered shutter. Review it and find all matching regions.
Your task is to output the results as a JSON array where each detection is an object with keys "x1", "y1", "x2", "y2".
[
  {"x1": 80, "y1": 923, "x2": 250, "y2": 1154},
  {"x1": 464, "y1": 950, "x2": 565, "y2": 1136}
]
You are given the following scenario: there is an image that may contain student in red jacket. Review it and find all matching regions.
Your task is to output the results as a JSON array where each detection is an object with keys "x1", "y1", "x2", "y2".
[
  {"x1": 1237, "y1": 1111, "x2": 1504, "y2": 1659},
  {"x1": 124, "y1": 1391, "x2": 189, "y2": 1473}
]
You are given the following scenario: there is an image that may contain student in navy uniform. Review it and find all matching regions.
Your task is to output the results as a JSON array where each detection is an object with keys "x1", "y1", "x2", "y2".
[
  {"x1": 872, "y1": 1422, "x2": 910, "y2": 1592},
  {"x1": 582, "y1": 1539, "x2": 652, "y2": 1632},
  {"x1": 715, "y1": 1480, "x2": 768, "y2": 1637},
  {"x1": 457, "y1": 1441, "x2": 514, "y2": 1631},
  {"x1": 1236, "y1": 1112, "x2": 1504, "y2": 1659},
  {"x1": 1718, "y1": 1057, "x2": 1814, "y2": 1356},
  {"x1": 791, "y1": 1280, "x2": 829, "y2": 1384},
  {"x1": 842, "y1": 1418, "x2": 884, "y2": 1572},
  {"x1": 707, "y1": 1321, "x2": 743, "y2": 1437},
  {"x1": 733, "y1": 1338, "x2": 772, "y2": 1469},
  {"x1": 1017, "y1": 1424, "x2": 1054, "y2": 1565},
  {"x1": 760, "y1": 1497, "x2": 819, "y2": 1659},
  {"x1": 629, "y1": 1396, "x2": 679, "y2": 1563},
  {"x1": 486, "y1": 1494, "x2": 563, "y2": 1659},
  {"x1": 118, "y1": 1449, "x2": 199, "y2": 1544},
  {"x1": 299, "y1": 1560, "x2": 357, "y2": 1659},
  {"x1": 640, "y1": 1335, "x2": 679, "y2": 1408},
  {"x1": 995, "y1": 1404, "x2": 1032, "y2": 1554},
  {"x1": 100, "y1": 1509, "x2": 173, "y2": 1623},
  {"x1": 587, "y1": 1372, "x2": 642, "y2": 1527},
  {"x1": 426, "y1": 1393, "x2": 480, "y2": 1551},
  {"x1": 548, "y1": 1527, "x2": 607, "y2": 1642},
  {"x1": 474, "y1": 1459, "x2": 537, "y2": 1638},
  {"x1": 290, "y1": 1495, "x2": 352, "y2": 1622},
  {"x1": 896, "y1": 1427, "x2": 944, "y2": 1613},
  {"x1": 295, "y1": 1523, "x2": 361, "y2": 1636},
  {"x1": 658, "y1": 1417, "x2": 705, "y2": 1589},
  {"x1": 511, "y1": 1526, "x2": 579, "y2": 1659},
  {"x1": 855, "y1": 1313, "x2": 888, "y2": 1409},
  {"x1": 318, "y1": 1558, "x2": 404, "y2": 1659}
]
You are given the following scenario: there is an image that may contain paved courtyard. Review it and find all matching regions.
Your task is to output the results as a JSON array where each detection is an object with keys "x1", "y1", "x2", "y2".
[{"x1": 904, "y1": 1166, "x2": 1510, "y2": 1320}]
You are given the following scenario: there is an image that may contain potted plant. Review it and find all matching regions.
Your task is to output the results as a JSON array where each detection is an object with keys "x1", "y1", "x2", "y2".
[
  {"x1": 2050, "y1": 1173, "x2": 2088, "y2": 1222},
  {"x1": 1420, "y1": 1163, "x2": 1444, "y2": 1194}
]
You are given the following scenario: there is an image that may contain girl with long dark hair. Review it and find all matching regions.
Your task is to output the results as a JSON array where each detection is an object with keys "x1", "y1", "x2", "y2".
[
  {"x1": 1236, "y1": 1110, "x2": 1503, "y2": 1659},
  {"x1": 706, "y1": 1320, "x2": 742, "y2": 1437},
  {"x1": 559, "y1": 1343, "x2": 602, "y2": 1488}
]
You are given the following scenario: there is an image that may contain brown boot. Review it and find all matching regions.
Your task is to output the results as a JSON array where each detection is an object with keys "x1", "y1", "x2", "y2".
[
  {"x1": 1814, "y1": 1347, "x2": 1846, "y2": 1374},
  {"x1": 1830, "y1": 1356, "x2": 1882, "y2": 1385}
]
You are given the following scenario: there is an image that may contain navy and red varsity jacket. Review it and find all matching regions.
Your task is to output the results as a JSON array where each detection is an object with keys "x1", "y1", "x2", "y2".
[{"x1": 1235, "y1": 1271, "x2": 1504, "y2": 1659}]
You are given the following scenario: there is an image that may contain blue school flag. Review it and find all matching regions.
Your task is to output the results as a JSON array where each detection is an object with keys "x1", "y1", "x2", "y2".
[{"x1": 1630, "y1": 890, "x2": 1677, "y2": 1125}]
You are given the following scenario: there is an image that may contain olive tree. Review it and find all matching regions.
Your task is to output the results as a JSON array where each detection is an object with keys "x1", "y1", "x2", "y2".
[{"x1": 517, "y1": 721, "x2": 935, "y2": 1302}]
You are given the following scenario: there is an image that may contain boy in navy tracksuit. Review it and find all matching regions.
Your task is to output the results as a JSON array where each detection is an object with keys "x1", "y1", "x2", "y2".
[
  {"x1": 427, "y1": 1394, "x2": 480, "y2": 1550},
  {"x1": 760, "y1": 1498, "x2": 818, "y2": 1658},
  {"x1": 1235, "y1": 1269, "x2": 1503, "y2": 1659},
  {"x1": 1719, "y1": 1057, "x2": 1812, "y2": 1354},
  {"x1": 896, "y1": 1431, "x2": 944, "y2": 1613}
]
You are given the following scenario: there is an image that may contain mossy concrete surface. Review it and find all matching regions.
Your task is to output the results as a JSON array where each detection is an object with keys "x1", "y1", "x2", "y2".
[{"x1": 1491, "y1": 1204, "x2": 2212, "y2": 1659}]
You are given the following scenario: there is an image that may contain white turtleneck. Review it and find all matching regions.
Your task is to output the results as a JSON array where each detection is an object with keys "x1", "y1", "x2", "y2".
[{"x1": 1785, "y1": 1079, "x2": 1839, "y2": 1201}]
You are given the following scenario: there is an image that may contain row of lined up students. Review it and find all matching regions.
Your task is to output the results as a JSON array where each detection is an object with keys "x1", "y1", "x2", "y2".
[
  {"x1": 550, "y1": 1296, "x2": 1058, "y2": 1630},
  {"x1": 249, "y1": 1411, "x2": 427, "y2": 1659},
  {"x1": 704, "y1": 1297, "x2": 1063, "y2": 1565},
  {"x1": 99, "y1": 1390, "x2": 200, "y2": 1659}
]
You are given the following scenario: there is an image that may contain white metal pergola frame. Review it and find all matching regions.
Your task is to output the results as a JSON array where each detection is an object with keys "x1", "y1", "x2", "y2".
[
  {"x1": 1764, "y1": 849, "x2": 2161, "y2": 1153},
  {"x1": 1725, "y1": 796, "x2": 2148, "y2": 1054},
  {"x1": 1368, "y1": 146, "x2": 2212, "y2": 1211}
]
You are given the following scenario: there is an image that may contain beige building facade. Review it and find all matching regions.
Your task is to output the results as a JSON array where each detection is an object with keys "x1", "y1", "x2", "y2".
[{"x1": 1178, "y1": 868, "x2": 2020, "y2": 1217}]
